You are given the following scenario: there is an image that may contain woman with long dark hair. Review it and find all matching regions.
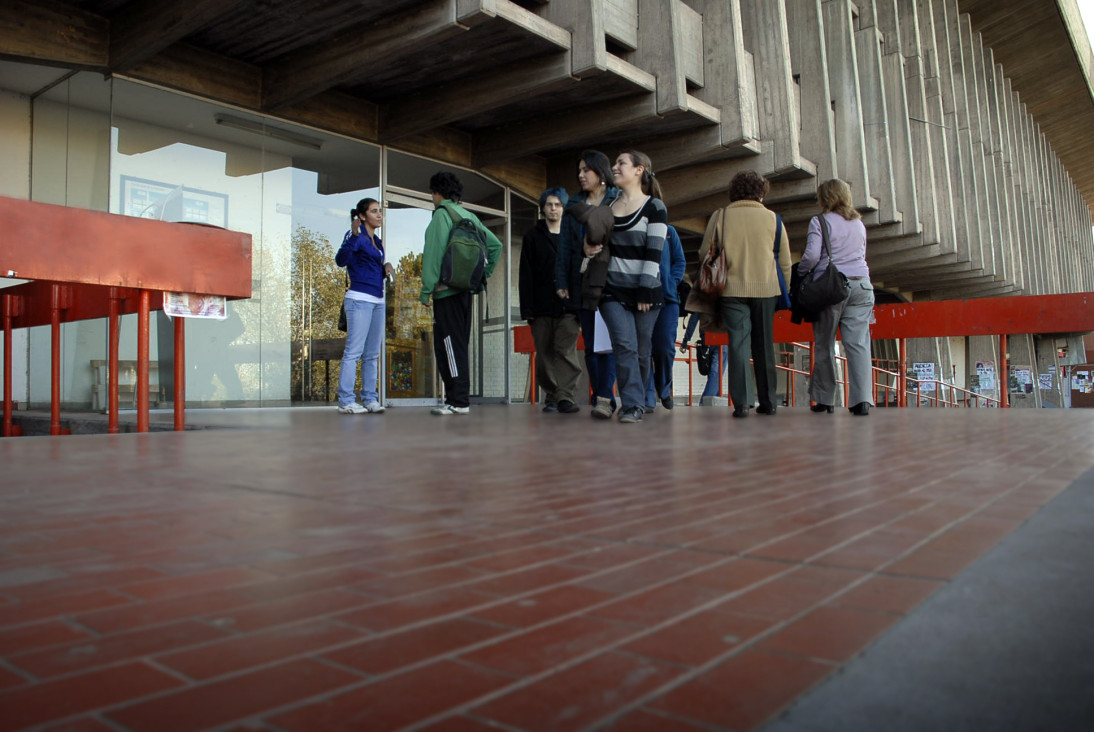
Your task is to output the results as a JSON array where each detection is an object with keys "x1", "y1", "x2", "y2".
[
  {"x1": 555, "y1": 150, "x2": 620, "y2": 419},
  {"x1": 802, "y1": 178, "x2": 874, "y2": 415},
  {"x1": 335, "y1": 197, "x2": 394, "y2": 414},
  {"x1": 591, "y1": 149, "x2": 667, "y2": 424}
]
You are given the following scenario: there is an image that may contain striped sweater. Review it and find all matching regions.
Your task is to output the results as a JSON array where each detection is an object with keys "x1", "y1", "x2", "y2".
[{"x1": 604, "y1": 196, "x2": 667, "y2": 307}]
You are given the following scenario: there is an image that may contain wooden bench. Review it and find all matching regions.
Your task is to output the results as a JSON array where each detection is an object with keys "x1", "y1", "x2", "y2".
[{"x1": 90, "y1": 360, "x2": 165, "y2": 411}]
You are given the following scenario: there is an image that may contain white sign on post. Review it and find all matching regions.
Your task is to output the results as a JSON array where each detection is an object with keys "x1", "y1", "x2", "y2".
[
  {"x1": 912, "y1": 362, "x2": 937, "y2": 393},
  {"x1": 975, "y1": 361, "x2": 995, "y2": 390}
]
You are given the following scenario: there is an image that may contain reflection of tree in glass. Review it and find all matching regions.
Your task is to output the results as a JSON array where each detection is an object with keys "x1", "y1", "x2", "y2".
[
  {"x1": 390, "y1": 252, "x2": 431, "y2": 341},
  {"x1": 291, "y1": 226, "x2": 346, "y2": 401}
]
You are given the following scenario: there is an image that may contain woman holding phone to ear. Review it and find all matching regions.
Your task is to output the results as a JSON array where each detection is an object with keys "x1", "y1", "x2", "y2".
[{"x1": 335, "y1": 197, "x2": 395, "y2": 414}]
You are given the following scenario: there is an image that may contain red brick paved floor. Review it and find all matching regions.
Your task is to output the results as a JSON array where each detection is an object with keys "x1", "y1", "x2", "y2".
[{"x1": 0, "y1": 405, "x2": 1092, "y2": 731}]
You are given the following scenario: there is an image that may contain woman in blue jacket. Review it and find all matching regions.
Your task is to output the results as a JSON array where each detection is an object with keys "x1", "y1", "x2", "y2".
[
  {"x1": 555, "y1": 150, "x2": 620, "y2": 419},
  {"x1": 335, "y1": 198, "x2": 394, "y2": 414}
]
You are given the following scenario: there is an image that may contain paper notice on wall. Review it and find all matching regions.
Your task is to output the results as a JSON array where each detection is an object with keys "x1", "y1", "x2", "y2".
[
  {"x1": 975, "y1": 361, "x2": 995, "y2": 390},
  {"x1": 1010, "y1": 367, "x2": 1033, "y2": 394},
  {"x1": 1038, "y1": 373, "x2": 1053, "y2": 390},
  {"x1": 1074, "y1": 371, "x2": 1091, "y2": 393},
  {"x1": 163, "y1": 292, "x2": 228, "y2": 320},
  {"x1": 912, "y1": 362, "x2": 937, "y2": 392}
]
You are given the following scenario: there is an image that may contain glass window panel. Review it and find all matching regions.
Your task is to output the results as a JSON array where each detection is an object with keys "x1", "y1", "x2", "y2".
[
  {"x1": 26, "y1": 72, "x2": 113, "y2": 409},
  {"x1": 509, "y1": 192, "x2": 540, "y2": 403},
  {"x1": 387, "y1": 150, "x2": 505, "y2": 211},
  {"x1": 106, "y1": 79, "x2": 382, "y2": 407},
  {"x1": 384, "y1": 199, "x2": 437, "y2": 402}
]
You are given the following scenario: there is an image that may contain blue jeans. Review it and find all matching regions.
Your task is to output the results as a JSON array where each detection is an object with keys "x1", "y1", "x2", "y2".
[
  {"x1": 578, "y1": 308, "x2": 617, "y2": 405},
  {"x1": 599, "y1": 300, "x2": 659, "y2": 411},
  {"x1": 702, "y1": 345, "x2": 728, "y2": 398},
  {"x1": 338, "y1": 297, "x2": 384, "y2": 406},
  {"x1": 645, "y1": 302, "x2": 679, "y2": 405}
]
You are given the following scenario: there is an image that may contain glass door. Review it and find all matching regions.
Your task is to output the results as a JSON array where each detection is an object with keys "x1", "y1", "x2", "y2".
[
  {"x1": 383, "y1": 193, "x2": 439, "y2": 405},
  {"x1": 472, "y1": 211, "x2": 509, "y2": 403}
]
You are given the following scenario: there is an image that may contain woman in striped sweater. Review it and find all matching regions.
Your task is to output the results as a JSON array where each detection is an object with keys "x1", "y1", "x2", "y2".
[{"x1": 587, "y1": 150, "x2": 667, "y2": 424}]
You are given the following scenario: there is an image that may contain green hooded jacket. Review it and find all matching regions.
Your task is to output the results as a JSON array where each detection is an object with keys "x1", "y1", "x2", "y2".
[{"x1": 419, "y1": 199, "x2": 503, "y2": 304}]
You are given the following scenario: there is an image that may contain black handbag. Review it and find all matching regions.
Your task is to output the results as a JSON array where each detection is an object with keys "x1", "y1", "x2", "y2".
[
  {"x1": 696, "y1": 344, "x2": 714, "y2": 376},
  {"x1": 796, "y1": 214, "x2": 849, "y2": 313},
  {"x1": 337, "y1": 272, "x2": 349, "y2": 332}
]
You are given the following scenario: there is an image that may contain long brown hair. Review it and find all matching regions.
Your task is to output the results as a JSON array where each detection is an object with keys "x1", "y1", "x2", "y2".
[
  {"x1": 620, "y1": 149, "x2": 663, "y2": 200},
  {"x1": 816, "y1": 179, "x2": 861, "y2": 220}
]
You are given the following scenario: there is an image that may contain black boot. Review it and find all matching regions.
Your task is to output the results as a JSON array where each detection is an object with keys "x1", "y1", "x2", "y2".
[
  {"x1": 811, "y1": 404, "x2": 834, "y2": 413},
  {"x1": 849, "y1": 402, "x2": 870, "y2": 416}
]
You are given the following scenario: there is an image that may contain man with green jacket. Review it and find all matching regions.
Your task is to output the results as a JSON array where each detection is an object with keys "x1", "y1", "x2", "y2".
[{"x1": 419, "y1": 171, "x2": 503, "y2": 415}]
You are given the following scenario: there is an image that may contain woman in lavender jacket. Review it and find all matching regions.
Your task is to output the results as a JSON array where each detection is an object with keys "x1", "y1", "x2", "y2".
[{"x1": 801, "y1": 179, "x2": 874, "y2": 416}]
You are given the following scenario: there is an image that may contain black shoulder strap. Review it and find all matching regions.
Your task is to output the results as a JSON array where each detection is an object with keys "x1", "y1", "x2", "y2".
[{"x1": 818, "y1": 213, "x2": 833, "y2": 259}]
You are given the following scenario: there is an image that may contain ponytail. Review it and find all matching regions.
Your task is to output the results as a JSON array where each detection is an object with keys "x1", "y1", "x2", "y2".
[{"x1": 621, "y1": 149, "x2": 663, "y2": 200}]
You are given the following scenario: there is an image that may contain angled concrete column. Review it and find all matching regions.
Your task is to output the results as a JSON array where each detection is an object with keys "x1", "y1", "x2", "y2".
[
  {"x1": 740, "y1": 0, "x2": 811, "y2": 177},
  {"x1": 785, "y1": 0, "x2": 838, "y2": 182},
  {"x1": 911, "y1": 0, "x2": 959, "y2": 259},
  {"x1": 875, "y1": 0, "x2": 922, "y2": 239},
  {"x1": 540, "y1": 0, "x2": 607, "y2": 77},
  {"x1": 854, "y1": 0, "x2": 902, "y2": 227},
  {"x1": 822, "y1": 0, "x2": 877, "y2": 211}
]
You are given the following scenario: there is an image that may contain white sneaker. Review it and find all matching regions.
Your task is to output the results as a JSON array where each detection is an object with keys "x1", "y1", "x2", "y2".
[
  {"x1": 365, "y1": 401, "x2": 385, "y2": 413},
  {"x1": 430, "y1": 404, "x2": 470, "y2": 415},
  {"x1": 338, "y1": 402, "x2": 367, "y2": 414}
]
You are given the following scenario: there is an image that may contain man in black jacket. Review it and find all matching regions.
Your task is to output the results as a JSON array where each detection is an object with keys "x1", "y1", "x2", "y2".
[{"x1": 519, "y1": 188, "x2": 582, "y2": 413}]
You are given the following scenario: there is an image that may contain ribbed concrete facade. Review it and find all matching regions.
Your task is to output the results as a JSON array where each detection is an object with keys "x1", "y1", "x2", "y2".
[{"x1": 636, "y1": 0, "x2": 1094, "y2": 301}]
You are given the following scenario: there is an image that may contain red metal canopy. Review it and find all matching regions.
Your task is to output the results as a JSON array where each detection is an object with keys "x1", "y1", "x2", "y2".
[{"x1": 1, "y1": 196, "x2": 253, "y2": 437}]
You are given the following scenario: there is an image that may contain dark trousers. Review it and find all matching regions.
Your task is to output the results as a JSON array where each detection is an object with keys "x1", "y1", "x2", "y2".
[
  {"x1": 646, "y1": 302, "x2": 679, "y2": 405},
  {"x1": 530, "y1": 314, "x2": 582, "y2": 404},
  {"x1": 577, "y1": 308, "x2": 616, "y2": 405},
  {"x1": 720, "y1": 295, "x2": 778, "y2": 410},
  {"x1": 432, "y1": 291, "x2": 473, "y2": 408}
]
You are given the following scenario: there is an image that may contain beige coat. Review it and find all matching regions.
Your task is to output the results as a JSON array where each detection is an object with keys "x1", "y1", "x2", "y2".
[{"x1": 698, "y1": 200, "x2": 792, "y2": 298}]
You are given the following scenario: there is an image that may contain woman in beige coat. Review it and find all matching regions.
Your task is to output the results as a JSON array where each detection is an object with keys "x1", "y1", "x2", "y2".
[{"x1": 697, "y1": 171, "x2": 791, "y2": 417}]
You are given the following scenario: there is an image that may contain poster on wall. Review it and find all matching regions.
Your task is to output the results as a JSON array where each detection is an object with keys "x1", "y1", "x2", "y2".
[
  {"x1": 1038, "y1": 373, "x2": 1053, "y2": 391},
  {"x1": 912, "y1": 362, "x2": 937, "y2": 392},
  {"x1": 975, "y1": 361, "x2": 996, "y2": 390},
  {"x1": 1074, "y1": 370, "x2": 1091, "y2": 394},
  {"x1": 1009, "y1": 366, "x2": 1034, "y2": 393}
]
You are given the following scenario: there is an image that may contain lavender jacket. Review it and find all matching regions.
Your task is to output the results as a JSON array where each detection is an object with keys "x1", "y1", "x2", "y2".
[{"x1": 800, "y1": 212, "x2": 870, "y2": 280}]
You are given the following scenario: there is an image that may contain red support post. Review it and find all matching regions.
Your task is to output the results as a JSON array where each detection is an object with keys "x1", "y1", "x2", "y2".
[
  {"x1": 50, "y1": 284, "x2": 62, "y2": 436},
  {"x1": 1000, "y1": 333, "x2": 1009, "y2": 408},
  {"x1": 2, "y1": 294, "x2": 13, "y2": 437},
  {"x1": 529, "y1": 356, "x2": 536, "y2": 405},
  {"x1": 174, "y1": 315, "x2": 185, "y2": 431},
  {"x1": 898, "y1": 338, "x2": 907, "y2": 408},
  {"x1": 137, "y1": 289, "x2": 151, "y2": 433},
  {"x1": 687, "y1": 345, "x2": 694, "y2": 406},
  {"x1": 107, "y1": 290, "x2": 120, "y2": 434}
]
